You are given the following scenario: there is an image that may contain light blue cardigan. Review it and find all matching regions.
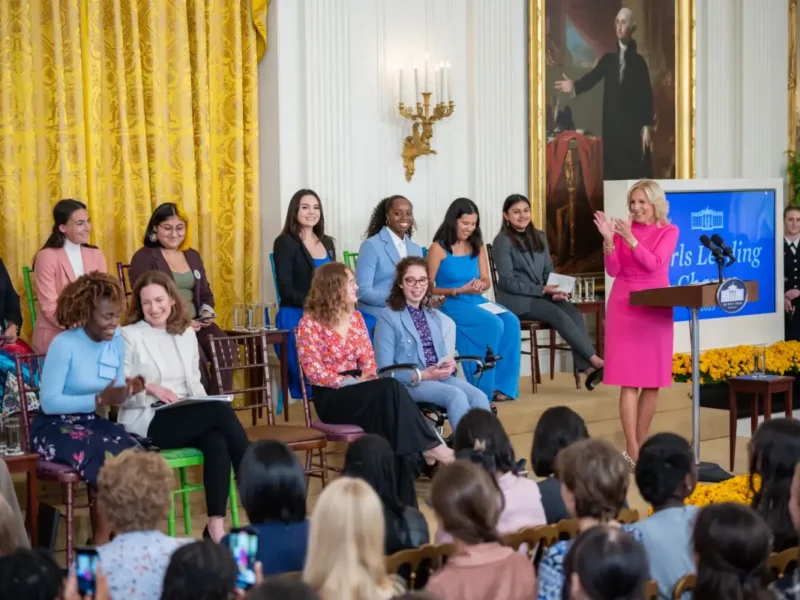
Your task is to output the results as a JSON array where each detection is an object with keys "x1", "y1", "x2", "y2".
[{"x1": 356, "y1": 227, "x2": 423, "y2": 317}]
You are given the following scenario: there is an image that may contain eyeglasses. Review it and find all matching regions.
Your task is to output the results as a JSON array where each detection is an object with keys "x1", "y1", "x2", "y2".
[
  {"x1": 158, "y1": 223, "x2": 186, "y2": 236},
  {"x1": 403, "y1": 277, "x2": 429, "y2": 288}
]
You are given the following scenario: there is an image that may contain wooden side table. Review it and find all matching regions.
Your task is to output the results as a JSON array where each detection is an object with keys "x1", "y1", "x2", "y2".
[
  {"x1": 3, "y1": 453, "x2": 39, "y2": 546},
  {"x1": 727, "y1": 375, "x2": 794, "y2": 470},
  {"x1": 575, "y1": 300, "x2": 605, "y2": 357}
]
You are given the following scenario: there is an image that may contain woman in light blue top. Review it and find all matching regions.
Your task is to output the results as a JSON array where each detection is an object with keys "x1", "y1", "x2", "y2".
[
  {"x1": 374, "y1": 257, "x2": 490, "y2": 430},
  {"x1": 357, "y1": 196, "x2": 456, "y2": 353},
  {"x1": 428, "y1": 198, "x2": 521, "y2": 401},
  {"x1": 31, "y1": 273, "x2": 140, "y2": 487}
]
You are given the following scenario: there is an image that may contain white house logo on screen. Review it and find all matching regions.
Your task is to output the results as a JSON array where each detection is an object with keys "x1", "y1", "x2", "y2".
[
  {"x1": 690, "y1": 207, "x2": 724, "y2": 231},
  {"x1": 716, "y1": 278, "x2": 748, "y2": 314}
]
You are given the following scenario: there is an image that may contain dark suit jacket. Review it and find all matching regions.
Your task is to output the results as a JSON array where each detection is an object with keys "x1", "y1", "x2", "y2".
[
  {"x1": 492, "y1": 231, "x2": 553, "y2": 316},
  {"x1": 0, "y1": 258, "x2": 22, "y2": 328},
  {"x1": 573, "y1": 38, "x2": 653, "y2": 180},
  {"x1": 273, "y1": 233, "x2": 336, "y2": 309},
  {"x1": 128, "y1": 247, "x2": 215, "y2": 313}
]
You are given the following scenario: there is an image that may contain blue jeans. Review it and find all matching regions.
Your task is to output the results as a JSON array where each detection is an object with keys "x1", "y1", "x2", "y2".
[{"x1": 406, "y1": 376, "x2": 491, "y2": 430}]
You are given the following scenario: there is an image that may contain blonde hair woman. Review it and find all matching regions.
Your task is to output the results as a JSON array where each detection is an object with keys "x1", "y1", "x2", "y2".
[
  {"x1": 592, "y1": 179, "x2": 679, "y2": 468},
  {"x1": 303, "y1": 477, "x2": 403, "y2": 600}
]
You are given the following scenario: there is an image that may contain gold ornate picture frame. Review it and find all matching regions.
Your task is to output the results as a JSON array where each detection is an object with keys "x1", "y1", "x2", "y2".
[{"x1": 527, "y1": 0, "x2": 695, "y2": 273}]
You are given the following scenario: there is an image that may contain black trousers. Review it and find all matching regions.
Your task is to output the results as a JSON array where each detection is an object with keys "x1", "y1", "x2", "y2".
[
  {"x1": 312, "y1": 378, "x2": 439, "y2": 507},
  {"x1": 148, "y1": 401, "x2": 249, "y2": 517},
  {"x1": 518, "y1": 298, "x2": 597, "y2": 371}
]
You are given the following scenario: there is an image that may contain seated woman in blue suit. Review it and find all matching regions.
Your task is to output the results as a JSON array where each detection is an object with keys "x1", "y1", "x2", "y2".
[
  {"x1": 428, "y1": 198, "x2": 521, "y2": 402},
  {"x1": 356, "y1": 195, "x2": 456, "y2": 353},
  {"x1": 374, "y1": 257, "x2": 491, "y2": 430}
]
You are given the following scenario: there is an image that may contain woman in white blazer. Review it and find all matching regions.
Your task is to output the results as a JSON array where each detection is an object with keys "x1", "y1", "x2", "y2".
[
  {"x1": 357, "y1": 195, "x2": 457, "y2": 353},
  {"x1": 374, "y1": 257, "x2": 491, "y2": 430},
  {"x1": 120, "y1": 270, "x2": 249, "y2": 543}
]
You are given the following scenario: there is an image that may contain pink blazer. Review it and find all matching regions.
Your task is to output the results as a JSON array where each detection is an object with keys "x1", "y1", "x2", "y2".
[{"x1": 31, "y1": 246, "x2": 107, "y2": 354}]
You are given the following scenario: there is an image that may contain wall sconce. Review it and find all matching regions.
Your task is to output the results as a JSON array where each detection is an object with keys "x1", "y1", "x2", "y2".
[{"x1": 398, "y1": 59, "x2": 455, "y2": 182}]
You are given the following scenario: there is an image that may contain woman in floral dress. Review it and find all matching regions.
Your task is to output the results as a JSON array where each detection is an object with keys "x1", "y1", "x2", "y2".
[{"x1": 31, "y1": 273, "x2": 142, "y2": 541}]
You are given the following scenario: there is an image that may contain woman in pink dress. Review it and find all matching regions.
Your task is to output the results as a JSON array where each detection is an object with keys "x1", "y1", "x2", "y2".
[{"x1": 593, "y1": 179, "x2": 679, "y2": 468}]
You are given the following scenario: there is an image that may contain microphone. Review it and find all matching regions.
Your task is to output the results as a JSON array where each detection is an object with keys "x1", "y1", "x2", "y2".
[
  {"x1": 700, "y1": 235, "x2": 724, "y2": 259},
  {"x1": 710, "y1": 234, "x2": 737, "y2": 264}
]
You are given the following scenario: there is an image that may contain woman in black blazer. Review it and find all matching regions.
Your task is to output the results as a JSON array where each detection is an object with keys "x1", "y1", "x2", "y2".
[{"x1": 273, "y1": 189, "x2": 337, "y2": 398}]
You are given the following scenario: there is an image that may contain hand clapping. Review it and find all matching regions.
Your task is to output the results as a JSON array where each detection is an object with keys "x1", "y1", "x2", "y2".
[
  {"x1": 613, "y1": 217, "x2": 633, "y2": 241},
  {"x1": 593, "y1": 211, "x2": 616, "y2": 243}
]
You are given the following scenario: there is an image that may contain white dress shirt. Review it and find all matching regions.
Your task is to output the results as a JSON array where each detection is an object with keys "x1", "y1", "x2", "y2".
[
  {"x1": 64, "y1": 239, "x2": 85, "y2": 277},
  {"x1": 618, "y1": 41, "x2": 627, "y2": 82},
  {"x1": 388, "y1": 228, "x2": 408, "y2": 259},
  {"x1": 786, "y1": 236, "x2": 800, "y2": 254}
]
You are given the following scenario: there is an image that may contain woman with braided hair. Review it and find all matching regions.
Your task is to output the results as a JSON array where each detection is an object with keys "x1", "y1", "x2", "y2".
[
  {"x1": 357, "y1": 195, "x2": 456, "y2": 353},
  {"x1": 30, "y1": 273, "x2": 141, "y2": 491}
]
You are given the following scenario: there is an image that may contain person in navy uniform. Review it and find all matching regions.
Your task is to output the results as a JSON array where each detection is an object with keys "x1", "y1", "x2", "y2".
[{"x1": 784, "y1": 205, "x2": 800, "y2": 341}]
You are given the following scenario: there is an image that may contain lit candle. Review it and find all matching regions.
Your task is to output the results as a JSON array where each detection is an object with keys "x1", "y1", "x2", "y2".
[
  {"x1": 434, "y1": 67, "x2": 440, "y2": 103},
  {"x1": 414, "y1": 64, "x2": 419, "y2": 103},
  {"x1": 399, "y1": 68, "x2": 404, "y2": 104},
  {"x1": 440, "y1": 62, "x2": 445, "y2": 104},
  {"x1": 446, "y1": 61, "x2": 452, "y2": 103},
  {"x1": 424, "y1": 54, "x2": 429, "y2": 93}
]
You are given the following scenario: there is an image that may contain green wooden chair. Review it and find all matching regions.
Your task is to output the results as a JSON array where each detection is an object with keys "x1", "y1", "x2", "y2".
[
  {"x1": 160, "y1": 447, "x2": 240, "y2": 536},
  {"x1": 343, "y1": 251, "x2": 358, "y2": 269},
  {"x1": 22, "y1": 266, "x2": 37, "y2": 326}
]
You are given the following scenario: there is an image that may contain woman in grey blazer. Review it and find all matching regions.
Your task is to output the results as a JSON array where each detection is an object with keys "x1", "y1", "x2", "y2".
[
  {"x1": 492, "y1": 194, "x2": 604, "y2": 389},
  {"x1": 373, "y1": 257, "x2": 491, "y2": 430}
]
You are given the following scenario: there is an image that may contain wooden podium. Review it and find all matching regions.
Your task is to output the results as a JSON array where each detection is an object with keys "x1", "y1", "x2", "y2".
[{"x1": 630, "y1": 281, "x2": 759, "y2": 482}]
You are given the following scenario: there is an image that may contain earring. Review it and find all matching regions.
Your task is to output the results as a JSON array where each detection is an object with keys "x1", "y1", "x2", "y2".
[{"x1": 149, "y1": 231, "x2": 158, "y2": 243}]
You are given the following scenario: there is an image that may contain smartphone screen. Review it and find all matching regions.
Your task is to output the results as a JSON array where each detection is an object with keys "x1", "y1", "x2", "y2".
[
  {"x1": 75, "y1": 547, "x2": 99, "y2": 596},
  {"x1": 229, "y1": 528, "x2": 258, "y2": 589}
]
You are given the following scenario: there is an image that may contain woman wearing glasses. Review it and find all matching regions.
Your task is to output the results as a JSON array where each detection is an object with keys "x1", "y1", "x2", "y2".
[{"x1": 374, "y1": 257, "x2": 491, "y2": 430}]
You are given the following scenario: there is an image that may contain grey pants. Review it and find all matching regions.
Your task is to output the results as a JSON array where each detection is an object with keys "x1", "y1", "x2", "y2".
[
  {"x1": 519, "y1": 298, "x2": 597, "y2": 372},
  {"x1": 0, "y1": 460, "x2": 29, "y2": 549}
]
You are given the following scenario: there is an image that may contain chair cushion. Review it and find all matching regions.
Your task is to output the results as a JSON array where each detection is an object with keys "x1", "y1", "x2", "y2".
[
  {"x1": 311, "y1": 420, "x2": 364, "y2": 436},
  {"x1": 160, "y1": 447, "x2": 204, "y2": 466},
  {"x1": 36, "y1": 460, "x2": 84, "y2": 482},
  {"x1": 247, "y1": 425, "x2": 327, "y2": 446}
]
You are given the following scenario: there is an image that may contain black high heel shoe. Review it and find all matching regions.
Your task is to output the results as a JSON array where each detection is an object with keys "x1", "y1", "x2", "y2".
[
  {"x1": 202, "y1": 525, "x2": 211, "y2": 541},
  {"x1": 585, "y1": 368, "x2": 604, "y2": 391}
]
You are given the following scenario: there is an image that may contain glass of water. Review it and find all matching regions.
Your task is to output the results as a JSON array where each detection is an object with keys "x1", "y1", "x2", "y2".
[
  {"x1": 753, "y1": 346, "x2": 767, "y2": 379},
  {"x1": 5, "y1": 415, "x2": 22, "y2": 456},
  {"x1": 0, "y1": 413, "x2": 7, "y2": 455},
  {"x1": 265, "y1": 303, "x2": 279, "y2": 330},
  {"x1": 233, "y1": 304, "x2": 246, "y2": 331},
  {"x1": 584, "y1": 278, "x2": 594, "y2": 302},
  {"x1": 573, "y1": 278, "x2": 583, "y2": 303},
  {"x1": 247, "y1": 303, "x2": 264, "y2": 331}
]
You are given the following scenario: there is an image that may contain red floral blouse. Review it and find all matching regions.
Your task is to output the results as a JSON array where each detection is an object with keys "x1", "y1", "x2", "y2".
[{"x1": 296, "y1": 311, "x2": 377, "y2": 388}]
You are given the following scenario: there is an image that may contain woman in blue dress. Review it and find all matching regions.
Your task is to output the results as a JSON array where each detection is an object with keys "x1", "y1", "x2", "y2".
[
  {"x1": 357, "y1": 195, "x2": 456, "y2": 353},
  {"x1": 427, "y1": 198, "x2": 521, "y2": 401},
  {"x1": 273, "y1": 189, "x2": 376, "y2": 398}
]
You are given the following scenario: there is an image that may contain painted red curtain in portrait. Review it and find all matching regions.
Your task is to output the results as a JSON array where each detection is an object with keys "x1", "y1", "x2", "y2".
[
  {"x1": 546, "y1": 131, "x2": 603, "y2": 211},
  {"x1": 562, "y1": 0, "x2": 622, "y2": 58}
]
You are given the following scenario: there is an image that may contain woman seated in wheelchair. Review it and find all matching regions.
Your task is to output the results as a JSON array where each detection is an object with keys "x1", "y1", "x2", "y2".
[
  {"x1": 120, "y1": 270, "x2": 249, "y2": 543},
  {"x1": 374, "y1": 257, "x2": 491, "y2": 431}
]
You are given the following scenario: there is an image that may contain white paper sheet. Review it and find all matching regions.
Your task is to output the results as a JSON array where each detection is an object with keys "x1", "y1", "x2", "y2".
[
  {"x1": 478, "y1": 302, "x2": 507, "y2": 315},
  {"x1": 546, "y1": 273, "x2": 576, "y2": 294}
]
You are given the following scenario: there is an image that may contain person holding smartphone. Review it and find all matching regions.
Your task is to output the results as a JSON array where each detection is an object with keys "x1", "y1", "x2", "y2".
[
  {"x1": 374, "y1": 257, "x2": 491, "y2": 431},
  {"x1": 30, "y1": 273, "x2": 142, "y2": 545}
]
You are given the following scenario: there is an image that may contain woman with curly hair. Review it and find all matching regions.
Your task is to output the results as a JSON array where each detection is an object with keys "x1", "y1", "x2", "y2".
[
  {"x1": 121, "y1": 270, "x2": 249, "y2": 542},
  {"x1": 358, "y1": 196, "x2": 456, "y2": 353},
  {"x1": 296, "y1": 262, "x2": 452, "y2": 506},
  {"x1": 30, "y1": 273, "x2": 141, "y2": 542}
]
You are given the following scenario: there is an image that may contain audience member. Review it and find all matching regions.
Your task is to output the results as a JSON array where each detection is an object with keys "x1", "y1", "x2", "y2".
[
  {"x1": 428, "y1": 198, "x2": 521, "y2": 401},
  {"x1": 425, "y1": 460, "x2": 535, "y2": 600},
  {"x1": 296, "y1": 262, "x2": 453, "y2": 507},
  {"x1": 693, "y1": 503, "x2": 774, "y2": 600},
  {"x1": 31, "y1": 273, "x2": 141, "y2": 543},
  {"x1": 537, "y1": 439, "x2": 642, "y2": 600},
  {"x1": 161, "y1": 540, "x2": 238, "y2": 600},
  {"x1": 749, "y1": 418, "x2": 800, "y2": 551},
  {"x1": 247, "y1": 579, "x2": 320, "y2": 600},
  {"x1": 96, "y1": 449, "x2": 190, "y2": 599},
  {"x1": 343, "y1": 434, "x2": 429, "y2": 555},
  {"x1": 121, "y1": 270, "x2": 249, "y2": 542},
  {"x1": 0, "y1": 548, "x2": 63, "y2": 600},
  {"x1": 631, "y1": 432, "x2": 697, "y2": 599},
  {"x1": 32, "y1": 199, "x2": 107, "y2": 354},
  {"x1": 222, "y1": 440, "x2": 309, "y2": 575},
  {"x1": 492, "y1": 194, "x2": 603, "y2": 389},
  {"x1": 561, "y1": 526, "x2": 650, "y2": 600},
  {"x1": 357, "y1": 195, "x2": 456, "y2": 353},
  {"x1": 303, "y1": 477, "x2": 404, "y2": 600},
  {"x1": 531, "y1": 406, "x2": 590, "y2": 523},
  {"x1": 436, "y1": 408, "x2": 545, "y2": 543},
  {"x1": 374, "y1": 257, "x2": 491, "y2": 430},
  {"x1": 0, "y1": 460, "x2": 29, "y2": 550},
  {"x1": 773, "y1": 463, "x2": 800, "y2": 599},
  {"x1": 128, "y1": 202, "x2": 233, "y2": 393}
]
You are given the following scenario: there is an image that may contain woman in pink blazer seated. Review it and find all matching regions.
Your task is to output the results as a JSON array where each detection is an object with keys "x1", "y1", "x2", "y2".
[{"x1": 32, "y1": 199, "x2": 107, "y2": 354}]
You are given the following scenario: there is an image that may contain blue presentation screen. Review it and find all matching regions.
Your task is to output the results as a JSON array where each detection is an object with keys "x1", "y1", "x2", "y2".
[{"x1": 665, "y1": 189, "x2": 776, "y2": 322}]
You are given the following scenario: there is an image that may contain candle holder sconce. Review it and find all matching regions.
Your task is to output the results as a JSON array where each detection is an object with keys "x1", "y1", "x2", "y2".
[{"x1": 398, "y1": 93, "x2": 455, "y2": 182}]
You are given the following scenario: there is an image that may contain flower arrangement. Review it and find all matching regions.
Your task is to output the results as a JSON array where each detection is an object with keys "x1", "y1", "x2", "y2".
[
  {"x1": 647, "y1": 475, "x2": 759, "y2": 514},
  {"x1": 672, "y1": 341, "x2": 800, "y2": 385}
]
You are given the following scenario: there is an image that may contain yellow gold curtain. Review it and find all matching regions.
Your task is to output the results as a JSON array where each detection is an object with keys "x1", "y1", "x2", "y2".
[{"x1": 0, "y1": 0, "x2": 265, "y2": 333}]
